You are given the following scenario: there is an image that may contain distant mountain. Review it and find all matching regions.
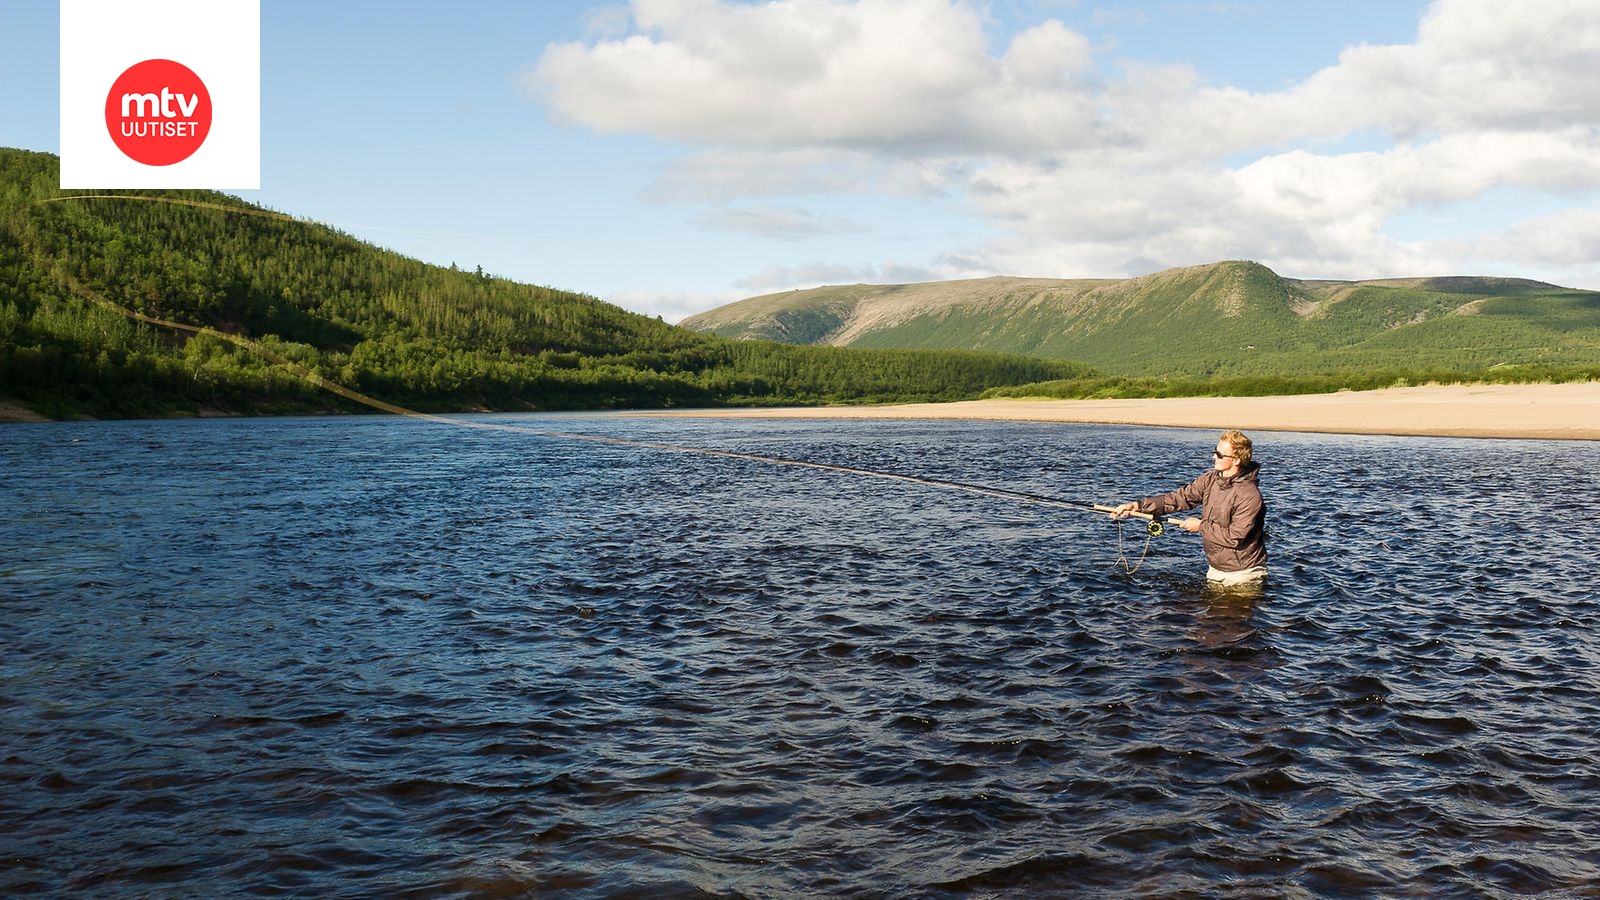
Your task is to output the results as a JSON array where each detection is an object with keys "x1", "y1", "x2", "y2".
[
  {"x1": 682, "y1": 262, "x2": 1600, "y2": 376},
  {"x1": 0, "y1": 148, "x2": 1087, "y2": 419}
]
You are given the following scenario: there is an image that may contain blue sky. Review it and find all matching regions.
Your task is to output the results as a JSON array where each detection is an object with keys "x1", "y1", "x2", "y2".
[{"x1": 5, "y1": 1, "x2": 1598, "y2": 320}]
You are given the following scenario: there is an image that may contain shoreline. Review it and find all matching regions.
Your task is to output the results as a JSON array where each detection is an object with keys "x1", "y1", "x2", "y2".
[
  {"x1": 618, "y1": 381, "x2": 1600, "y2": 441},
  {"x1": 0, "y1": 400, "x2": 50, "y2": 423},
  {"x1": 5, "y1": 382, "x2": 1597, "y2": 440}
]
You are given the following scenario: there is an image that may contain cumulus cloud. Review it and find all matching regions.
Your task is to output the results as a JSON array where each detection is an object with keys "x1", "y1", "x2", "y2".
[
  {"x1": 530, "y1": 0, "x2": 1100, "y2": 155},
  {"x1": 535, "y1": 0, "x2": 1600, "y2": 157},
  {"x1": 963, "y1": 134, "x2": 1600, "y2": 283},
  {"x1": 532, "y1": 0, "x2": 1600, "y2": 289},
  {"x1": 1278, "y1": 0, "x2": 1600, "y2": 140},
  {"x1": 1451, "y1": 206, "x2": 1600, "y2": 268}
]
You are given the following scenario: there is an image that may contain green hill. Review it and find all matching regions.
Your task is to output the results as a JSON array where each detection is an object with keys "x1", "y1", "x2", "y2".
[
  {"x1": 683, "y1": 262, "x2": 1600, "y2": 378},
  {"x1": 0, "y1": 148, "x2": 1089, "y2": 419}
]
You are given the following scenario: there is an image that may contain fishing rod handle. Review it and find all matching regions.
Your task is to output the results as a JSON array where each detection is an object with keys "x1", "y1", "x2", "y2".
[{"x1": 1091, "y1": 504, "x2": 1157, "y2": 521}]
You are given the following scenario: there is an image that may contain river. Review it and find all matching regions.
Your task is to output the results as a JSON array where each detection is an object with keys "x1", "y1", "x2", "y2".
[{"x1": 3, "y1": 415, "x2": 1596, "y2": 895}]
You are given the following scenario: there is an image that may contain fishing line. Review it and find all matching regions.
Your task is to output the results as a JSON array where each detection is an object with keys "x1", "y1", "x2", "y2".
[
  {"x1": 27, "y1": 193, "x2": 1171, "y2": 571},
  {"x1": 1112, "y1": 519, "x2": 1156, "y2": 574},
  {"x1": 34, "y1": 193, "x2": 305, "y2": 223}
]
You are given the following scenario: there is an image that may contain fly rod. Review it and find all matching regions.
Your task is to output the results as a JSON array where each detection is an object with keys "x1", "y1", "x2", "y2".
[{"x1": 32, "y1": 194, "x2": 1190, "y2": 545}]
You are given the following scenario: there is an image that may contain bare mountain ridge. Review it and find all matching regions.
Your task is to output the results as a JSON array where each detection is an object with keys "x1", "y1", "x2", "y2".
[{"x1": 681, "y1": 261, "x2": 1591, "y2": 376}]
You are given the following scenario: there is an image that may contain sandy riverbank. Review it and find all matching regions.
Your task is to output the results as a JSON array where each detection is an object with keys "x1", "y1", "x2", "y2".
[
  {"x1": 5, "y1": 382, "x2": 1595, "y2": 439},
  {"x1": 0, "y1": 400, "x2": 49, "y2": 423},
  {"x1": 623, "y1": 381, "x2": 1600, "y2": 441}
]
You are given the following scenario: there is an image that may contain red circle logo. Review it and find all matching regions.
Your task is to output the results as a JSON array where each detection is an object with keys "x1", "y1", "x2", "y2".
[{"x1": 104, "y1": 59, "x2": 212, "y2": 166}]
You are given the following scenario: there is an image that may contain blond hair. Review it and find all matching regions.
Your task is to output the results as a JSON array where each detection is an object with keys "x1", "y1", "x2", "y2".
[{"x1": 1220, "y1": 430, "x2": 1253, "y2": 466}]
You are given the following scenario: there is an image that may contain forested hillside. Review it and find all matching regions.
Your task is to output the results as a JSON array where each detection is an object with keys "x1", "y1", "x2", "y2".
[{"x1": 0, "y1": 149, "x2": 1089, "y2": 419}]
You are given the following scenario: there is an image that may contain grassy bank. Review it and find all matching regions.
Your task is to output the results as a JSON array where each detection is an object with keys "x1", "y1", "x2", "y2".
[{"x1": 981, "y1": 364, "x2": 1600, "y2": 401}]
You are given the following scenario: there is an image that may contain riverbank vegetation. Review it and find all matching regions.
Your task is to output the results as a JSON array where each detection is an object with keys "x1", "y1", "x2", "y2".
[
  {"x1": 981, "y1": 364, "x2": 1600, "y2": 402},
  {"x1": 1, "y1": 149, "x2": 1087, "y2": 419}
]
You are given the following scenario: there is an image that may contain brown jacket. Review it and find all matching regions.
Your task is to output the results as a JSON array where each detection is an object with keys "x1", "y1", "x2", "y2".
[{"x1": 1138, "y1": 462, "x2": 1267, "y2": 572}]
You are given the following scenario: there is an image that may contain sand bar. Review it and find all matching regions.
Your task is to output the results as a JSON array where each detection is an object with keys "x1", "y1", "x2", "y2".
[
  {"x1": 4, "y1": 382, "x2": 1595, "y2": 439},
  {"x1": 624, "y1": 381, "x2": 1600, "y2": 441}
]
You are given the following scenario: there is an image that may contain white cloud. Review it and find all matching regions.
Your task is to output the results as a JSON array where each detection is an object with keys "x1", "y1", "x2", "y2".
[
  {"x1": 605, "y1": 286, "x2": 747, "y2": 322},
  {"x1": 694, "y1": 204, "x2": 867, "y2": 239},
  {"x1": 1452, "y1": 206, "x2": 1600, "y2": 268},
  {"x1": 530, "y1": 0, "x2": 1101, "y2": 155},
  {"x1": 536, "y1": 0, "x2": 1600, "y2": 159},
  {"x1": 1288, "y1": 0, "x2": 1600, "y2": 138},
  {"x1": 735, "y1": 260, "x2": 949, "y2": 292},
  {"x1": 964, "y1": 131, "x2": 1600, "y2": 282},
  {"x1": 640, "y1": 149, "x2": 971, "y2": 206},
  {"x1": 582, "y1": 4, "x2": 635, "y2": 38},
  {"x1": 1234, "y1": 131, "x2": 1600, "y2": 219},
  {"x1": 532, "y1": 0, "x2": 1600, "y2": 290},
  {"x1": 736, "y1": 262, "x2": 879, "y2": 292},
  {"x1": 640, "y1": 148, "x2": 886, "y2": 203}
]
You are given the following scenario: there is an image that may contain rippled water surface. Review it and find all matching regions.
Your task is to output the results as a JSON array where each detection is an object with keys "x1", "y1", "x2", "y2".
[{"x1": 3, "y1": 415, "x2": 1598, "y2": 896}]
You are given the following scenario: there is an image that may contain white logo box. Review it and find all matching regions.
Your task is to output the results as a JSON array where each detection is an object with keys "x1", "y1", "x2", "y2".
[{"x1": 60, "y1": 0, "x2": 259, "y2": 188}]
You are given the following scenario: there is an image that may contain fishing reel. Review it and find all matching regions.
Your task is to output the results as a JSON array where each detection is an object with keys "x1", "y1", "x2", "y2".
[{"x1": 1146, "y1": 517, "x2": 1165, "y2": 537}]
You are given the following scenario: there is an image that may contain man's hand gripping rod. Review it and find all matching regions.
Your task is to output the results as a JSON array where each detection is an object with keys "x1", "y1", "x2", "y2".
[{"x1": 1092, "y1": 504, "x2": 1170, "y2": 537}]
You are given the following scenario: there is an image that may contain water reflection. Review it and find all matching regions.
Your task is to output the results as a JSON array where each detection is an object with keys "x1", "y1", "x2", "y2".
[{"x1": 1193, "y1": 587, "x2": 1265, "y2": 650}]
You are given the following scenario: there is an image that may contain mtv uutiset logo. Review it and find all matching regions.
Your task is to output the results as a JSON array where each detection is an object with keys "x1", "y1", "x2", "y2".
[
  {"x1": 105, "y1": 59, "x2": 213, "y2": 166},
  {"x1": 61, "y1": 0, "x2": 258, "y2": 188}
]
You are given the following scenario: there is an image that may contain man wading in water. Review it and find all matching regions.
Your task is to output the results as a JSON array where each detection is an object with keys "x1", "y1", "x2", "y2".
[{"x1": 1111, "y1": 430, "x2": 1268, "y2": 587}]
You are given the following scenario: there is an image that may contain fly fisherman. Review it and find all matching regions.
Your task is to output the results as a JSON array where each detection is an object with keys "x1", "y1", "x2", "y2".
[{"x1": 1111, "y1": 430, "x2": 1267, "y2": 587}]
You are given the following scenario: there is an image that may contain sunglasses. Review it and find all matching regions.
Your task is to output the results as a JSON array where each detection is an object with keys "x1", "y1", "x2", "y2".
[{"x1": 1213, "y1": 450, "x2": 1236, "y2": 459}]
